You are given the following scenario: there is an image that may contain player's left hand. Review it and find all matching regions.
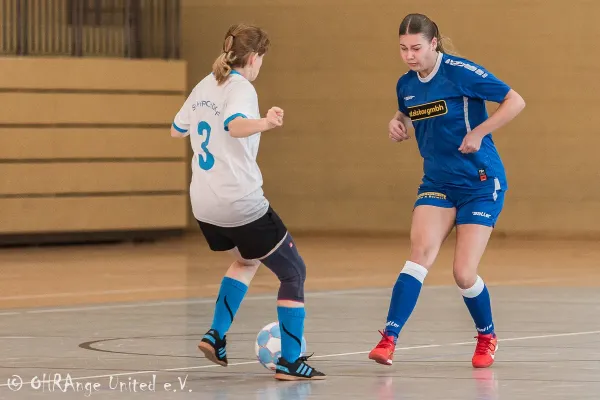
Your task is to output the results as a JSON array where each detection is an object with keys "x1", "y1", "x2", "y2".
[{"x1": 458, "y1": 132, "x2": 483, "y2": 154}]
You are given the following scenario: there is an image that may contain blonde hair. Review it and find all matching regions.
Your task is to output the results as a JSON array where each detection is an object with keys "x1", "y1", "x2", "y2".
[
  {"x1": 212, "y1": 23, "x2": 270, "y2": 85},
  {"x1": 399, "y1": 14, "x2": 458, "y2": 56}
]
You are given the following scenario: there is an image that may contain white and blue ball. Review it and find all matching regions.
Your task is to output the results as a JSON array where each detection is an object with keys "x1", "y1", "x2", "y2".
[{"x1": 255, "y1": 322, "x2": 307, "y2": 370}]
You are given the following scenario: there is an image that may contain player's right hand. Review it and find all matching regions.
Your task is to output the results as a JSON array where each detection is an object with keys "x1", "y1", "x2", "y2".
[
  {"x1": 266, "y1": 107, "x2": 284, "y2": 129},
  {"x1": 389, "y1": 119, "x2": 409, "y2": 142}
]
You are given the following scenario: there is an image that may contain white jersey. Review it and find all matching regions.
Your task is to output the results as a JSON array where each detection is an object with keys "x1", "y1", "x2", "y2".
[{"x1": 172, "y1": 72, "x2": 269, "y2": 227}]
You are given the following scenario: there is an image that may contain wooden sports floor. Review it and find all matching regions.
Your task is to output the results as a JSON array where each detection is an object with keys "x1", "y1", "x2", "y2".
[{"x1": 1, "y1": 233, "x2": 599, "y2": 399}]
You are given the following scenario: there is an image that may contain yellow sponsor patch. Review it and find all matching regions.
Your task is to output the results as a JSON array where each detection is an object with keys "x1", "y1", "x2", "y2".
[
  {"x1": 417, "y1": 191, "x2": 447, "y2": 200},
  {"x1": 408, "y1": 100, "x2": 448, "y2": 121}
]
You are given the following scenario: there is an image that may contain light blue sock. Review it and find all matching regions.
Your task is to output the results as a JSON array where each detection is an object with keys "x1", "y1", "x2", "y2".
[
  {"x1": 210, "y1": 277, "x2": 248, "y2": 337},
  {"x1": 277, "y1": 306, "x2": 305, "y2": 362}
]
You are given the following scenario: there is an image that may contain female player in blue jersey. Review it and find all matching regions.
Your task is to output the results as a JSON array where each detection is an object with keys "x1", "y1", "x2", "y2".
[{"x1": 368, "y1": 14, "x2": 525, "y2": 368}]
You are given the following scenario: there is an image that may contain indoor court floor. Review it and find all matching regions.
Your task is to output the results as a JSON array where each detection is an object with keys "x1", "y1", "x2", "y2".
[{"x1": 1, "y1": 234, "x2": 599, "y2": 399}]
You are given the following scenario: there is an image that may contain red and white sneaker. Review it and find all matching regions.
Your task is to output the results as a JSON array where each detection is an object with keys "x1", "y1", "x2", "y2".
[
  {"x1": 368, "y1": 330, "x2": 396, "y2": 366},
  {"x1": 472, "y1": 333, "x2": 498, "y2": 368}
]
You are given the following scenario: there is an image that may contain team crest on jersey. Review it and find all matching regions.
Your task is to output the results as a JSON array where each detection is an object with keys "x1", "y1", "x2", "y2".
[{"x1": 407, "y1": 100, "x2": 448, "y2": 121}]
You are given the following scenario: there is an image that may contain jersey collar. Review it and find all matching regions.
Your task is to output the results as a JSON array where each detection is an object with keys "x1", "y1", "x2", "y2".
[{"x1": 417, "y1": 52, "x2": 443, "y2": 83}]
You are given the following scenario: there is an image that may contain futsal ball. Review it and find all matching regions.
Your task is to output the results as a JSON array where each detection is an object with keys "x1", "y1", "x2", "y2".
[{"x1": 255, "y1": 322, "x2": 307, "y2": 370}]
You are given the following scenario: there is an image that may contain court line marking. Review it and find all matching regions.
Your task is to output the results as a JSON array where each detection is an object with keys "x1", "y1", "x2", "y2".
[
  {"x1": 1, "y1": 330, "x2": 598, "y2": 388},
  {"x1": 0, "y1": 275, "x2": 564, "y2": 304},
  {"x1": 0, "y1": 288, "x2": 395, "y2": 315},
  {"x1": 0, "y1": 280, "x2": 595, "y2": 315},
  {"x1": 0, "y1": 287, "x2": 193, "y2": 301},
  {"x1": 0, "y1": 286, "x2": 392, "y2": 304},
  {"x1": 0, "y1": 337, "x2": 36, "y2": 339}
]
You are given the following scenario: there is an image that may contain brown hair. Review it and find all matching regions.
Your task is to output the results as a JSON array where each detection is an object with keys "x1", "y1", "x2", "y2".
[
  {"x1": 212, "y1": 23, "x2": 270, "y2": 85},
  {"x1": 399, "y1": 14, "x2": 457, "y2": 55}
]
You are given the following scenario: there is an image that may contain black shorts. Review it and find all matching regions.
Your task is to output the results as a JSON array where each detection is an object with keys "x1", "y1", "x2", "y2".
[{"x1": 197, "y1": 207, "x2": 287, "y2": 260}]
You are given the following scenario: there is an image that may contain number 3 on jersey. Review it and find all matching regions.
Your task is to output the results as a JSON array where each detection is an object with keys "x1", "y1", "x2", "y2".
[{"x1": 197, "y1": 121, "x2": 215, "y2": 171}]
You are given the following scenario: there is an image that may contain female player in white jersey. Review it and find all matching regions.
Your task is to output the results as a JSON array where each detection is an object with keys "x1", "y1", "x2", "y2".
[{"x1": 170, "y1": 23, "x2": 325, "y2": 381}]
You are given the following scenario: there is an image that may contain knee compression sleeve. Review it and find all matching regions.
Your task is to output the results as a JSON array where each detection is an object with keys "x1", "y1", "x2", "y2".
[{"x1": 261, "y1": 234, "x2": 306, "y2": 302}]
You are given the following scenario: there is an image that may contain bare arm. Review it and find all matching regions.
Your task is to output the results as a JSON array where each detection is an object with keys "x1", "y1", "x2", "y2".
[
  {"x1": 169, "y1": 113, "x2": 281, "y2": 139},
  {"x1": 393, "y1": 110, "x2": 412, "y2": 128},
  {"x1": 170, "y1": 125, "x2": 187, "y2": 138},
  {"x1": 459, "y1": 89, "x2": 525, "y2": 153},
  {"x1": 470, "y1": 89, "x2": 525, "y2": 138},
  {"x1": 389, "y1": 110, "x2": 412, "y2": 142},
  {"x1": 228, "y1": 106, "x2": 284, "y2": 138},
  {"x1": 228, "y1": 117, "x2": 273, "y2": 138}
]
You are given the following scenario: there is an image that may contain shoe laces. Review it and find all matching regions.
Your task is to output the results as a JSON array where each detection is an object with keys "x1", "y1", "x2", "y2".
[
  {"x1": 375, "y1": 330, "x2": 396, "y2": 349},
  {"x1": 475, "y1": 335, "x2": 495, "y2": 355}
]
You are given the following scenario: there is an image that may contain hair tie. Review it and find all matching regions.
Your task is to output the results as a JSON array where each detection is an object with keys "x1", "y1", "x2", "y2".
[{"x1": 223, "y1": 35, "x2": 235, "y2": 52}]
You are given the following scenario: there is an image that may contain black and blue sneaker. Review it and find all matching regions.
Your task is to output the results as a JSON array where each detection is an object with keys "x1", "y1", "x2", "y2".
[
  {"x1": 274, "y1": 355, "x2": 326, "y2": 381},
  {"x1": 198, "y1": 329, "x2": 227, "y2": 367}
]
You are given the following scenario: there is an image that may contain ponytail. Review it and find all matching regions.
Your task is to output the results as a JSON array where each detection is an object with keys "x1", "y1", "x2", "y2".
[
  {"x1": 212, "y1": 35, "x2": 238, "y2": 85},
  {"x1": 432, "y1": 21, "x2": 458, "y2": 55},
  {"x1": 211, "y1": 24, "x2": 270, "y2": 85}
]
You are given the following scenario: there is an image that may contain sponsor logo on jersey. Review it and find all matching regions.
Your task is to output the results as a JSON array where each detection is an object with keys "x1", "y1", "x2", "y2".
[
  {"x1": 408, "y1": 100, "x2": 448, "y2": 121},
  {"x1": 445, "y1": 59, "x2": 489, "y2": 78},
  {"x1": 404, "y1": 95, "x2": 415, "y2": 101},
  {"x1": 472, "y1": 211, "x2": 491, "y2": 219},
  {"x1": 417, "y1": 191, "x2": 447, "y2": 200}
]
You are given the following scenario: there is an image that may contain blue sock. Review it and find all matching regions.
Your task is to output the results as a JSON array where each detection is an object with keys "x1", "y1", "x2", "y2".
[
  {"x1": 210, "y1": 277, "x2": 248, "y2": 337},
  {"x1": 385, "y1": 261, "x2": 428, "y2": 340},
  {"x1": 462, "y1": 276, "x2": 494, "y2": 335},
  {"x1": 277, "y1": 306, "x2": 305, "y2": 363}
]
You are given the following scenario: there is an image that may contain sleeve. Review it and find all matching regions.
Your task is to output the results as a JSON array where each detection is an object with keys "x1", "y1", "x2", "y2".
[
  {"x1": 172, "y1": 94, "x2": 192, "y2": 136},
  {"x1": 396, "y1": 77, "x2": 409, "y2": 115},
  {"x1": 223, "y1": 81, "x2": 260, "y2": 132},
  {"x1": 450, "y1": 61, "x2": 511, "y2": 103}
]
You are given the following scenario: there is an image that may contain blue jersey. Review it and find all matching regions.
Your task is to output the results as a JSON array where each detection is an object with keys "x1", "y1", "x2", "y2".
[{"x1": 397, "y1": 53, "x2": 511, "y2": 193}]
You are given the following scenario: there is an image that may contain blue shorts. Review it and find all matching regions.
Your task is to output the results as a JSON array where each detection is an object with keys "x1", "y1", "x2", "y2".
[{"x1": 414, "y1": 178, "x2": 505, "y2": 227}]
